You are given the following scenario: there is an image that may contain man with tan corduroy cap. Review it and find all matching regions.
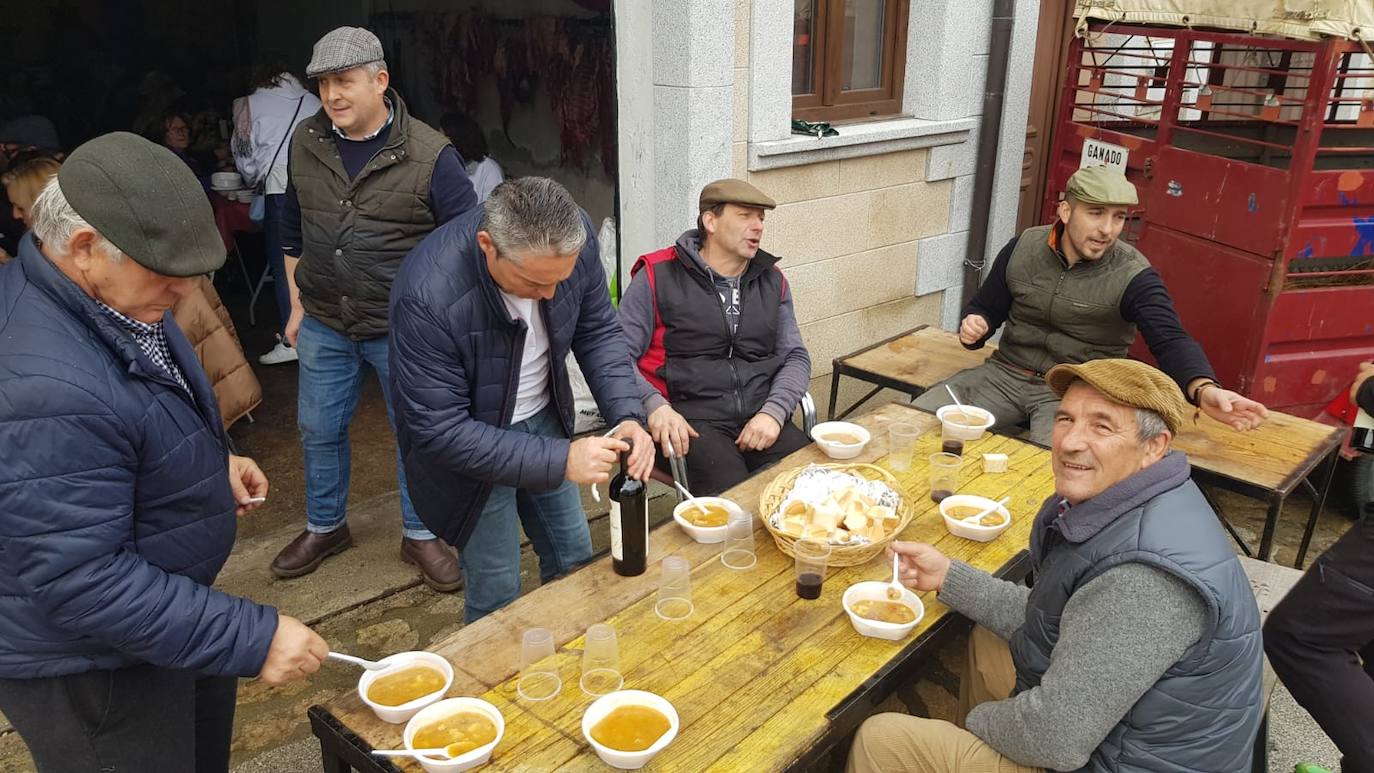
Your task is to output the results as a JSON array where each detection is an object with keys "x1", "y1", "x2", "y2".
[{"x1": 849, "y1": 359, "x2": 1263, "y2": 773}]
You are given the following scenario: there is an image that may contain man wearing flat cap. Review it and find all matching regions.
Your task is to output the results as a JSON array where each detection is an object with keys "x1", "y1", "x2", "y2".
[
  {"x1": 851, "y1": 358, "x2": 1263, "y2": 772},
  {"x1": 0, "y1": 133, "x2": 328, "y2": 771},
  {"x1": 618, "y1": 178, "x2": 812, "y2": 495},
  {"x1": 915, "y1": 165, "x2": 1267, "y2": 445},
  {"x1": 273, "y1": 26, "x2": 478, "y2": 588}
]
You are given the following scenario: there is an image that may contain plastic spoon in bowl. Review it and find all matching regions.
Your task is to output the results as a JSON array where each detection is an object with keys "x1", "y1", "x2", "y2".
[
  {"x1": 326, "y1": 651, "x2": 391, "y2": 671},
  {"x1": 961, "y1": 496, "x2": 1011, "y2": 524},
  {"x1": 944, "y1": 385, "x2": 968, "y2": 414},
  {"x1": 887, "y1": 552, "x2": 903, "y2": 600},
  {"x1": 371, "y1": 744, "x2": 465, "y2": 760},
  {"x1": 672, "y1": 480, "x2": 712, "y2": 518}
]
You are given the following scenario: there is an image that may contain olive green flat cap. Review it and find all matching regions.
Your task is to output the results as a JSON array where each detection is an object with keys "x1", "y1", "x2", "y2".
[
  {"x1": 1046, "y1": 358, "x2": 1188, "y2": 434},
  {"x1": 699, "y1": 178, "x2": 776, "y2": 212},
  {"x1": 58, "y1": 132, "x2": 224, "y2": 277},
  {"x1": 1066, "y1": 165, "x2": 1138, "y2": 206}
]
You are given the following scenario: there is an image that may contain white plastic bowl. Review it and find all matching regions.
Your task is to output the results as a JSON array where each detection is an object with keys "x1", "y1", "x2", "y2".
[
  {"x1": 810, "y1": 421, "x2": 872, "y2": 459},
  {"x1": 672, "y1": 496, "x2": 741, "y2": 544},
  {"x1": 358, "y1": 651, "x2": 455, "y2": 724},
  {"x1": 939, "y1": 494, "x2": 1013, "y2": 542},
  {"x1": 402, "y1": 697, "x2": 505, "y2": 773},
  {"x1": 210, "y1": 171, "x2": 243, "y2": 190},
  {"x1": 842, "y1": 581, "x2": 925, "y2": 641},
  {"x1": 936, "y1": 405, "x2": 995, "y2": 441},
  {"x1": 582, "y1": 690, "x2": 680, "y2": 770}
]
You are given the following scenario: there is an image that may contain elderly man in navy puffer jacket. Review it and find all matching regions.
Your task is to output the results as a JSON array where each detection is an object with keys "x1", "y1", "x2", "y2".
[{"x1": 0, "y1": 133, "x2": 328, "y2": 773}]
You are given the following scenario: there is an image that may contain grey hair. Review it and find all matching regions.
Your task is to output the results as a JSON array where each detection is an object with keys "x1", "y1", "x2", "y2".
[
  {"x1": 1135, "y1": 408, "x2": 1169, "y2": 444},
  {"x1": 364, "y1": 60, "x2": 388, "y2": 77},
  {"x1": 29, "y1": 177, "x2": 125, "y2": 262},
  {"x1": 479, "y1": 177, "x2": 587, "y2": 262}
]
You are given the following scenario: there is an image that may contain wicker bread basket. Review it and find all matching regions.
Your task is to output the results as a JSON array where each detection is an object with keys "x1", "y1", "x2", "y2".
[{"x1": 759, "y1": 462, "x2": 916, "y2": 567}]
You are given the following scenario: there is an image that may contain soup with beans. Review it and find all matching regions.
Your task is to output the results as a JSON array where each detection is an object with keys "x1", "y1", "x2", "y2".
[
  {"x1": 851, "y1": 599, "x2": 918, "y2": 624},
  {"x1": 589, "y1": 705, "x2": 671, "y2": 752},
  {"x1": 412, "y1": 711, "x2": 498, "y2": 758},
  {"x1": 366, "y1": 664, "x2": 446, "y2": 707}
]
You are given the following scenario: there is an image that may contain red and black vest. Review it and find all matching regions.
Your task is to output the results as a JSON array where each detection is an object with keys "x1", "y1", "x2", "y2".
[{"x1": 632, "y1": 245, "x2": 786, "y2": 425}]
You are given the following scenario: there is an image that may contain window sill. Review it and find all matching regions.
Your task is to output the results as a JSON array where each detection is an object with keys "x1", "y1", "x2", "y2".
[{"x1": 749, "y1": 116, "x2": 975, "y2": 171}]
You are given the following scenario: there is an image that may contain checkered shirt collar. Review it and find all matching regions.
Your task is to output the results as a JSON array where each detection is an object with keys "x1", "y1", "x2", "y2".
[{"x1": 95, "y1": 301, "x2": 190, "y2": 394}]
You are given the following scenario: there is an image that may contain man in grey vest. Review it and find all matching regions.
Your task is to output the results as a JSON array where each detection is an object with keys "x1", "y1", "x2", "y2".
[
  {"x1": 849, "y1": 359, "x2": 1263, "y2": 772},
  {"x1": 270, "y1": 27, "x2": 478, "y2": 589},
  {"x1": 914, "y1": 165, "x2": 1267, "y2": 445}
]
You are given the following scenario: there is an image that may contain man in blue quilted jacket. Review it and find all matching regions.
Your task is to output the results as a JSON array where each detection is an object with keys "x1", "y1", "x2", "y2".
[{"x1": 0, "y1": 133, "x2": 328, "y2": 772}]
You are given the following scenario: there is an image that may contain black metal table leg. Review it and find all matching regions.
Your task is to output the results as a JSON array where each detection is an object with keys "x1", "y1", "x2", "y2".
[
  {"x1": 828, "y1": 367, "x2": 842, "y2": 422},
  {"x1": 1257, "y1": 493, "x2": 1285, "y2": 562},
  {"x1": 1295, "y1": 450, "x2": 1341, "y2": 569},
  {"x1": 1200, "y1": 483, "x2": 1255, "y2": 558}
]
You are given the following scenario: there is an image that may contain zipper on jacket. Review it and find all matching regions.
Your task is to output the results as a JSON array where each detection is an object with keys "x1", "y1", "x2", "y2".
[{"x1": 706, "y1": 271, "x2": 747, "y2": 425}]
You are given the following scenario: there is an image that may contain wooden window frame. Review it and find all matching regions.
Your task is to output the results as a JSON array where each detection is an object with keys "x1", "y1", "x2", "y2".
[{"x1": 793, "y1": 0, "x2": 910, "y2": 122}]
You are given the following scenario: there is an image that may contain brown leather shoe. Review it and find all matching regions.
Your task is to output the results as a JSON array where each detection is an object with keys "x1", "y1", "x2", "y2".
[
  {"x1": 270, "y1": 526, "x2": 353, "y2": 579},
  {"x1": 401, "y1": 537, "x2": 462, "y2": 592}
]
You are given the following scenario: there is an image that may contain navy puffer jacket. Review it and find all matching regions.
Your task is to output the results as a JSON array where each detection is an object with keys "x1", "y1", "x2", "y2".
[
  {"x1": 0, "y1": 236, "x2": 277, "y2": 679},
  {"x1": 390, "y1": 206, "x2": 645, "y2": 549}
]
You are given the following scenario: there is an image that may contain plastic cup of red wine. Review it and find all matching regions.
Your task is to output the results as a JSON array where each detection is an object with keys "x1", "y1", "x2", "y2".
[
  {"x1": 929, "y1": 452, "x2": 961, "y2": 504},
  {"x1": 794, "y1": 538, "x2": 831, "y2": 600}
]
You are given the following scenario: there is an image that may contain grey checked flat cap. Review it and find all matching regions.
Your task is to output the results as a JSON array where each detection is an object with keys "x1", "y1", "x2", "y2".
[{"x1": 306, "y1": 27, "x2": 385, "y2": 77}]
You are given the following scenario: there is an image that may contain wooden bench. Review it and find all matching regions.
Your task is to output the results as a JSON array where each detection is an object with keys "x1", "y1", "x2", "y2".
[
  {"x1": 1239, "y1": 556, "x2": 1306, "y2": 773},
  {"x1": 829, "y1": 325, "x2": 1346, "y2": 568}
]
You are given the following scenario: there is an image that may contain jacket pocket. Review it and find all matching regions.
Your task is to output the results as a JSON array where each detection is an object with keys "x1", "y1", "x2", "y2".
[{"x1": 61, "y1": 669, "x2": 115, "y2": 738}]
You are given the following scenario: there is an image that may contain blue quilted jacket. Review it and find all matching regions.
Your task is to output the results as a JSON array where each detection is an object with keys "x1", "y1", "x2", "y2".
[{"x1": 0, "y1": 236, "x2": 277, "y2": 679}]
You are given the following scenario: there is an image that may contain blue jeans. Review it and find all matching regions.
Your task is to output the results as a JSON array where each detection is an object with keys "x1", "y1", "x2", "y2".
[
  {"x1": 296, "y1": 315, "x2": 432, "y2": 539},
  {"x1": 262, "y1": 194, "x2": 290, "y2": 333},
  {"x1": 459, "y1": 406, "x2": 592, "y2": 623}
]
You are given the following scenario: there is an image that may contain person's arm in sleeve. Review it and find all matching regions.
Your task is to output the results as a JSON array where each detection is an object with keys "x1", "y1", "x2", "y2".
[
  {"x1": 570, "y1": 222, "x2": 648, "y2": 428},
  {"x1": 1120, "y1": 269, "x2": 1215, "y2": 393},
  {"x1": 935, "y1": 559, "x2": 1031, "y2": 640},
  {"x1": 0, "y1": 381, "x2": 278, "y2": 677},
  {"x1": 961, "y1": 236, "x2": 1018, "y2": 349},
  {"x1": 616, "y1": 268, "x2": 669, "y2": 416},
  {"x1": 759, "y1": 277, "x2": 811, "y2": 427},
  {"x1": 428, "y1": 145, "x2": 478, "y2": 226}
]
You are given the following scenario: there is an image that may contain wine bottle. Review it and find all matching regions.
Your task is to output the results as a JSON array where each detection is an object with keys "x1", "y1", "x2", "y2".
[{"x1": 610, "y1": 440, "x2": 648, "y2": 577}]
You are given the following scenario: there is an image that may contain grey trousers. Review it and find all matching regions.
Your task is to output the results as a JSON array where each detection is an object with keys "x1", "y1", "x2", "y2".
[{"x1": 912, "y1": 360, "x2": 1060, "y2": 446}]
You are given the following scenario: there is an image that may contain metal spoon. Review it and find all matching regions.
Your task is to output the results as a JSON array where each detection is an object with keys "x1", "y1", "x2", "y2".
[
  {"x1": 326, "y1": 652, "x2": 391, "y2": 671},
  {"x1": 960, "y1": 496, "x2": 1011, "y2": 524},
  {"x1": 886, "y1": 552, "x2": 903, "y2": 600}
]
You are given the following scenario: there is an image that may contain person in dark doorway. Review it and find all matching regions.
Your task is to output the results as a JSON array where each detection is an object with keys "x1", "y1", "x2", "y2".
[
  {"x1": 269, "y1": 26, "x2": 478, "y2": 590},
  {"x1": 618, "y1": 178, "x2": 811, "y2": 496},
  {"x1": 441, "y1": 111, "x2": 504, "y2": 202},
  {"x1": 913, "y1": 165, "x2": 1268, "y2": 445},
  {"x1": 1264, "y1": 358, "x2": 1374, "y2": 773},
  {"x1": 0, "y1": 156, "x2": 60, "y2": 264}
]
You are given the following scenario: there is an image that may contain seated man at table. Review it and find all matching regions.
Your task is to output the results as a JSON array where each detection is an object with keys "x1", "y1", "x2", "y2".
[
  {"x1": 618, "y1": 178, "x2": 812, "y2": 495},
  {"x1": 849, "y1": 359, "x2": 1263, "y2": 773},
  {"x1": 913, "y1": 165, "x2": 1267, "y2": 445}
]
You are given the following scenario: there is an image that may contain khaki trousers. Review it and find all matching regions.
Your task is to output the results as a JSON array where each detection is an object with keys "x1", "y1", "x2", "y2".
[{"x1": 846, "y1": 626, "x2": 1045, "y2": 773}]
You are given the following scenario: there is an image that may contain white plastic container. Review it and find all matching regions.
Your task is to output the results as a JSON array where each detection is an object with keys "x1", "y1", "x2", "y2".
[
  {"x1": 842, "y1": 581, "x2": 925, "y2": 641},
  {"x1": 402, "y1": 697, "x2": 505, "y2": 773},
  {"x1": 358, "y1": 651, "x2": 455, "y2": 724},
  {"x1": 210, "y1": 171, "x2": 243, "y2": 190},
  {"x1": 672, "y1": 496, "x2": 741, "y2": 544},
  {"x1": 936, "y1": 405, "x2": 995, "y2": 441},
  {"x1": 810, "y1": 421, "x2": 872, "y2": 459},
  {"x1": 939, "y1": 494, "x2": 1013, "y2": 542},
  {"x1": 582, "y1": 690, "x2": 680, "y2": 770}
]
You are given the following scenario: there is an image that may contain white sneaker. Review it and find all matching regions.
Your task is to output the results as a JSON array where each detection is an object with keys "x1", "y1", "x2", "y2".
[{"x1": 258, "y1": 336, "x2": 298, "y2": 365}]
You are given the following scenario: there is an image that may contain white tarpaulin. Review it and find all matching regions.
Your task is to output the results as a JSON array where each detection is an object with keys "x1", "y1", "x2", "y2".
[{"x1": 1074, "y1": 0, "x2": 1374, "y2": 42}]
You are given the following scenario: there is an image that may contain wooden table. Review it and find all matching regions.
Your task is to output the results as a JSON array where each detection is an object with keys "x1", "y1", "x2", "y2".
[
  {"x1": 829, "y1": 325, "x2": 1346, "y2": 568},
  {"x1": 308, "y1": 403, "x2": 1057, "y2": 772}
]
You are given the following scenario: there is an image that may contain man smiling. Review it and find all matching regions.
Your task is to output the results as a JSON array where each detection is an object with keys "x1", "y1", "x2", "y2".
[{"x1": 849, "y1": 359, "x2": 1263, "y2": 772}]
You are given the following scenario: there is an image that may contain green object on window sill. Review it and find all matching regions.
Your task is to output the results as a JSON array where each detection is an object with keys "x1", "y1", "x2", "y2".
[{"x1": 791, "y1": 119, "x2": 838, "y2": 138}]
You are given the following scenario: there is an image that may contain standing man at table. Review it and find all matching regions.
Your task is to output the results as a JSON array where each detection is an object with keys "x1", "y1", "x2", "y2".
[
  {"x1": 390, "y1": 176, "x2": 653, "y2": 622},
  {"x1": 913, "y1": 165, "x2": 1267, "y2": 445},
  {"x1": 0, "y1": 133, "x2": 327, "y2": 772},
  {"x1": 270, "y1": 27, "x2": 478, "y2": 590},
  {"x1": 618, "y1": 178, "x2": 812, "y2": 495},
  {"x1": 850, "y1": 359, "x2": 1262, "y2": 772}
]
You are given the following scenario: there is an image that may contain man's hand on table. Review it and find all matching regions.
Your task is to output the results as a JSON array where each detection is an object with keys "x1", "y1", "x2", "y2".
[
  {"x1": 610, "y1": 419, "x2": 655, "y2": 480},
  {"x1": 958, "y1": 314, "x2": 989, "y2": 346},
  {"x1": 648, "y1": 404, "x2": 698, "y2": 458},
  {"x1": 736, "y1": 413, "x2": 781, "y2": 452},
  {"x1": 258, "y1": 614, "x2": 328, "y2": 686},
  {"x1": 889, "y1": 541, "x2": 951, "y2": 592},
  {"x1": 1196, "y1": 384, "x2": 1268, "y2": 431},
  {"x1": 228, "y1": 454, "x2": 268, "y2": 517},
  {"x1": 1351, "y1": 361, "x2": 1374, "y2": 401}
]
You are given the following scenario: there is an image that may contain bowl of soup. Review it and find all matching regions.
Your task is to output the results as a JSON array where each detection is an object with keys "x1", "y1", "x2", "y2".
[
  {"x1": 673, "y1": 496, "x2": 741, "y2": 543},
  {"x1": 842, "y1": 581, "x2": 925, "y2": 641},
  {"x1": 359, "y1": 651, "x2": 455, "y2": 724},
  {"x1": 402, "y1": 697, "x2": 505, "y2": 772},
  {"x1": 939, "y1": 494, "x2": 1013, "y2": 542},
  {"x1": 810, "y1": 421, "x2": 872, "y2": 460},
  {"x1": 582, "y1": 689, "x2": 679, "y2": 770},
  {"x1": 935, "y1": 405, "x2": 995, "y2": 441}
]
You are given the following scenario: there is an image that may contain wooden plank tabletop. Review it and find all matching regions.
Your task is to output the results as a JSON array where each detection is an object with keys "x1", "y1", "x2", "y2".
[
  {"x1": 835, "y1": 326, "x2": 1344, "y2": 495},
  {"x1": 314, "y1": 403, "x2": 1057, "y2": 772}
]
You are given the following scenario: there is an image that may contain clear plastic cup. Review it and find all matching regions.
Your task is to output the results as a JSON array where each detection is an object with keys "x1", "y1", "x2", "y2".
[
  {"x1": 655, "y1": 555, "x2": 694, "y2": 620},
  {"x1": 888, "y1": 422, "x2": 921, "y2": 472},
  {"x1": 929, "y1": 452, "x2": 961, "y2": 504},
  {"x1": 516, "y1": 627, "x2": 562, "y2": 701},
  {"x1": 580, "y1": 623, "x2": 624, "y2": 696},
  {"x1": 720, "y1": 508, "x2": 757, "y2": 570},
  {"x1": 794, "y1": 538, "x2": 831, "y2": 600}
]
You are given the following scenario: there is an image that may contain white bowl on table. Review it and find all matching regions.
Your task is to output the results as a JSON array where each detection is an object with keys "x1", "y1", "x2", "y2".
[
  {"x1": 939, "y1": 494, "x2": 1013, "y2": 542},
  {"x1": 810, "y1": 421, "x2": 871, "y2": 459},
  {"x1": 210, "y1": 171, "x2": 243, "y2": 190},
  {"x1": 582, "y1": 689, "x2": 680, "y2": 770},
  {"x1": 672, "y1": 496, "x2": 740, "y2": 544},
  {"x1": 842, "y1": 581, "x2": 925, "y2": 641},
  {"x1": 936, "y1": 405, "x2": 995, "y2": 441},
  {"x1": 402, "y1": 697, "x2": 505, "y2": 773},
  {"x1": 358, "y1": 651, "x2": 455, "y2": 724}
]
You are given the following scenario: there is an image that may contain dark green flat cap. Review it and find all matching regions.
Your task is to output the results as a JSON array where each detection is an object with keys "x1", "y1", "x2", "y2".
[
  {"x1": 699, "y1": 178, "x2": 776, "y2": 212},
  {"x1": 58, "y1": 132, "x2": 224, "y2": 277},
  {"x1": 1066, "y1": 164, "x2": 1138, "y2": 206}
]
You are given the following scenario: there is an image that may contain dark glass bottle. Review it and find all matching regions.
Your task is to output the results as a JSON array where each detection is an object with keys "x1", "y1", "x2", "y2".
[{"x1": 610, "y1": 441, "x2": 648, "y2": 577}]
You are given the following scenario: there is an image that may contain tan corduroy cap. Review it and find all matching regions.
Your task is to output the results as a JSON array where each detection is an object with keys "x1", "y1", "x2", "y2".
[
  {"x1": 699, "y1": 178, "x2": 776, "y2": 212},
  {"x1": 1065, "y1": 165, "x2": 1138, "y2": 206},
  {"x1": 1045, "y1": 359, "x2": 1188, "y2": 434}
]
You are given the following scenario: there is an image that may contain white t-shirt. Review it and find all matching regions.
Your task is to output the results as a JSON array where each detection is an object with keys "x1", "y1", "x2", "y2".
[
  {"x1": 466, "y1": 157, "x2": 505, "y2": 203},
  {"x1": 499, "y1": 290, "x2": 551, "y2": 423}
]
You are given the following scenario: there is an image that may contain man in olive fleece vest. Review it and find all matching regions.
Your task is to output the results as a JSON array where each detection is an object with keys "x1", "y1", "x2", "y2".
[
  {"x1": 913, "y1": 165, "x2": 1266, "y2": 445},
  {"x1": 270, "y1": 27, "x2": 478, "y2": 590}
]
